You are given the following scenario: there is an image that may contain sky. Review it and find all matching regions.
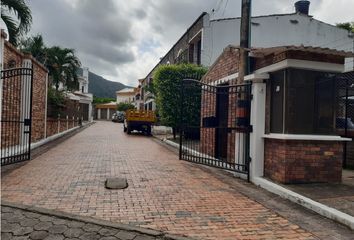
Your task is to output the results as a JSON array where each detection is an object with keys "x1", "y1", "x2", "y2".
[{"x1": 2, "y1": 0, "x2": 354, "y2": 86}]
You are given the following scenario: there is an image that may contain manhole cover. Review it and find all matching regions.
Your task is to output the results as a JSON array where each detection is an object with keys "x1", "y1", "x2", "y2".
[{"x1": 105, "y1": 178, "x2": 128, "y2": 190}]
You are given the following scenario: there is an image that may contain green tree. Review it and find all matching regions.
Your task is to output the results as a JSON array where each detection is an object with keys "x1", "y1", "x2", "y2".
[
  {"x1": 19, "y1": 34, "x2": 47, "y2": 64},
  {"x1": 117, "y1": 102, "x2": 135, "y2": 112},
  {"x1": 93, "y1": 96, "x2": 116, "y2": 104},
  {"x1": 153, "y1": 64, "x2": 207, "y2": 138},
  {"x1": 1, "y1": 0, "x2": 32, "y2": 46},
  {"x1": 336, "y1": 22, "x2": 354, "y2": 32},
  {"x1": 46, "y1": 46, "x2": 81, "y2": 91},
  {"x1": 47, "y1": 87, "x2": 66, "y2": 117}
]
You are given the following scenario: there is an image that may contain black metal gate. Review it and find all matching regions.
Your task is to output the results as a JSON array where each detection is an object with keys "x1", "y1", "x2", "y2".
[
  {"x1": 179, "y1": 79, "x2": 252, "y2": 179},
  {"x1": 336, "y1": 71, "x2": 354, "y2": 168},
  {"x1": 1, "y1": 67, "x2": 33, "y2": 166}
]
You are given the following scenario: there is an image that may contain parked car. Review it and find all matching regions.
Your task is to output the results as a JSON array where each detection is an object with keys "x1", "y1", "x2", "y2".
[
  {"x1": 112, "y1": 111, "x2": 125, "y2": 123},
  {"x1": 336, "y1": 117, "x2": 354, "y2": 137}
]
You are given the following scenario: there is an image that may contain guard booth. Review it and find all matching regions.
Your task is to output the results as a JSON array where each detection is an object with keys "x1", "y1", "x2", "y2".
[{"x1": 179, "y1": 45, "x2": 353, "y2": 184}]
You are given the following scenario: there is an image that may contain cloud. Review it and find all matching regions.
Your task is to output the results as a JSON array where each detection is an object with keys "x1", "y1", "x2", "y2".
[
  {"x1": 27, "y1": 0, "x2": 135, "y2": 79},
  {"x1": 21, "y1": 0, "x2": 354, "y2": 87}
]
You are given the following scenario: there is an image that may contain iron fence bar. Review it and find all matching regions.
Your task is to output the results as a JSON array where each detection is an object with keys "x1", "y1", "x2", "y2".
[
  {"x1": 1, "y1": 67, "x2": 33, "y2": 166},
  {"x1": 179, "y1": 79, "x2": 252, "y2": 176},
  {"x1": 343, "y1": 78, "x2": 349, "y2": 168},
  {"x1": 179, "y1": 80, "x2": 184, "y2": 160},
  {"x1": 28, "y1": 67, "x2": 34, "y2": 160}
]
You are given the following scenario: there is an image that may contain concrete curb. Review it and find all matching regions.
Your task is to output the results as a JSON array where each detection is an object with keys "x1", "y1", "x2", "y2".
[
  {"x1": 1, "y1": 201, "x2": 194, "y2": 240},
  {"x1": 164, "y1": 139, "x2": 180, "y2": 149},
  {"x1": 253, "y1": 177, "x2": 354, "y2": 231}
]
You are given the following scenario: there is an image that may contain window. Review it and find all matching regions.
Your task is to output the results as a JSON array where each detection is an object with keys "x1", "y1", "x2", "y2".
[
  {"x1": 188, "y1": 34, "x2": 202, "y2": 65},
  {"x1": 270, "y1": 68, "x2": 336, "y2": 135},
  {"x1": 270, "y1": 70, "x2": 285, "y2": 133}
]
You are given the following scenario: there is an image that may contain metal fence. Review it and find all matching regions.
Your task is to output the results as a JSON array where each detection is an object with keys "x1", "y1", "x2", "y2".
[
  {"x1": 179, "y1": 79, "x2": 252, "y2": 179},
  {"x1": 1, "y1": 67, "x2": 33, "y2": 166},
  {"x1": 337, "y1": 71, "x2": 354, "y2": 168}
]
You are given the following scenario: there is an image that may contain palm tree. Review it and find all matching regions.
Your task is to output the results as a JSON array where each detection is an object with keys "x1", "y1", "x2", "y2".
[
  {"x1": 20, "y1": 34, "x2": 47, "y2": 64},
  {"x1": 46, "y1": 46, "x2": 81, "y2": 91},
  {"x1": 1, "y1": 0, "x2": 32, "y2": 46}
]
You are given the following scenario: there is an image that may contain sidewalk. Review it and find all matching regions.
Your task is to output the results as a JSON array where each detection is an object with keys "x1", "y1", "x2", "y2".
[
  {"x1": 284, "y1": 170, "x2": 354, "y2": 217},
  {"x1": 1, "y1": 203, "x2": 190, "y2": 240}
]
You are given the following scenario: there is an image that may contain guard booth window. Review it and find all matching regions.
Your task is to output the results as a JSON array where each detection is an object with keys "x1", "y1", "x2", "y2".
[{"x1": 270, "y1": 68, "x2": 336, "y2": 135}]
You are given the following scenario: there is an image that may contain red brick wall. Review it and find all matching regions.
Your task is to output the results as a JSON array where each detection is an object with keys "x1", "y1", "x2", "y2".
[
  {"x1": 203, "y1": 47, "x2": 240, "y2": 85},
  {"x1": 200, "y1": 91, "x2": 216, "y2": 157},
  {"x1": 2, "y1": 41, "x2": 48, "y2": 146},
  {"x1": 264, "y1": 139, "x2": 343, "y2": 183},
  {"x1": 31, "y1": 57, "x2": 47, "y2": 142},
  {"x1": 200, "y1": 47, "x2": 240, "y2": 161},
  {"x1": 46, "y1": 117, "x2": 79, "y2": 138},
  {"x1": 1, "y1": 42, "x2": 28, "y2": 148}
]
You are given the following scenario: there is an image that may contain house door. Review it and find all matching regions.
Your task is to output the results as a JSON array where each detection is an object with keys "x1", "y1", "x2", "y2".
[{"x1": 215, "y1": 85, "x2": 229, "y2": 160}]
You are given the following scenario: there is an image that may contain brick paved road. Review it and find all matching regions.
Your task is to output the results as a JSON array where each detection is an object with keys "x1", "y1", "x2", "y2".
[
  {"x1": 0, "y1": 121, "x2": 349, "y2": 239},
  {"x1": 1, "y1": 205, "x2": 173, "y2": 240}
]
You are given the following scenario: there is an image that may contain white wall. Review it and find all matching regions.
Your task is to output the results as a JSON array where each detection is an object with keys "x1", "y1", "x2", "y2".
[
  {"x1": 116, "y1": 94, "x2": 134, "y2": 104},
  {"x1": 202, "y1": 13, "x2": 354, "y2": 71}
]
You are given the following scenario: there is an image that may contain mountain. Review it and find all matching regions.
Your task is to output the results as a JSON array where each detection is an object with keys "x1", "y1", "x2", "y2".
[
  {"x1": 78, "y1": 68, "x2": 129, "y2": 98},
  {"x1": 88, "y1": 72, "x2": 129, "y2": 98}
]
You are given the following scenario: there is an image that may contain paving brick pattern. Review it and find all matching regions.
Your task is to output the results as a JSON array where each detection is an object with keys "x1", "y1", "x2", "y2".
[
  {"x1": 1, "y1": 121, "x2": 317, "y2": 239},
  {"x1": 1, "y1": 206, "x2": 163, "y2": 240}
]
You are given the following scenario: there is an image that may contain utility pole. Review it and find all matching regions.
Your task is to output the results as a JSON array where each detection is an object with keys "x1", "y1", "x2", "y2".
[{"x1": 238, "y1": 0, "x2": 252, "y2": 84}]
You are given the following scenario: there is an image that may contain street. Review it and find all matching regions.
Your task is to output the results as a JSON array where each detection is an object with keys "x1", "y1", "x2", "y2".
[{"x1": 1, "y1": 122, "x2": 352, "y2": 240}]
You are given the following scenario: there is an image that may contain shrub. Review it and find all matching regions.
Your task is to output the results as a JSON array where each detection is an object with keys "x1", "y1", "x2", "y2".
[
  {"x1": 153, "y1": 64, "x2": 207, "y2": 137},
  {"x1": 117, "y1": 102, "x2": 135, "y2": 112}
]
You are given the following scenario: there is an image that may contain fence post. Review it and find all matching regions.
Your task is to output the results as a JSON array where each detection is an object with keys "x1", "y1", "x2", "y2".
[
  {"x1": 72, "y1": 116, "x2": 74, "y2": 128},
  {"x1": 57, "y1": 114, "x2": 60, "y2": 134},
  {"x1": 66, "y1": 115, "x2": 69, "y2": 130}
]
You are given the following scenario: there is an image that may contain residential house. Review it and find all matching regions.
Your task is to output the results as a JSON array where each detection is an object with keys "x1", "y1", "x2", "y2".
[
  {"x1": 116, "y1": 88, "x2": 135, "y2": 104},
  {"x1": 198, "y1": 45, "x2": 352, "y2": 184},
  {"x1": 133, "y1": 80, "x2": 144, "y2": 110},
  {"x1": 73, "y1": 67, "x2": 93, "y2": 122},
  {"x1": 140, "y1": 1, "x2": 354, "y2": 110},
  {"x1": 94, "y1": 102, "x2": 117, "y2": 120}
]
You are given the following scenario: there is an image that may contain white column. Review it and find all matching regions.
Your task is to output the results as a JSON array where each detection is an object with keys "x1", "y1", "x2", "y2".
[
  {"x1": 98, "y1": 108, "x2": 101, "y2": 119},
  {"x1": 249, "y1": 82, "x2": 266, "y2": 182},
  {"x1": 88, "y1": 102, "x2": 93, "y2": 122},
  {"x1": 20, "y1": 59, "x2": 32, "y2": 146},
  {"x1": 107, "y1": 108, "x2": 110, "y2": 120}
]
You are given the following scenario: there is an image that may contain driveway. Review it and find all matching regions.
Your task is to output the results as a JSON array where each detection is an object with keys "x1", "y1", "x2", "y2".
[{"x1": 1, "y1": 121, "x2": 351, "y2": 239}]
